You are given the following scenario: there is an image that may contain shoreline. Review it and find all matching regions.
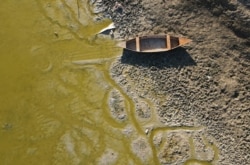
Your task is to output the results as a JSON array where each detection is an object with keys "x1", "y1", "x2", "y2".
[{"x1": 94, "y1": 0, "x2": 250, "y2": 164}]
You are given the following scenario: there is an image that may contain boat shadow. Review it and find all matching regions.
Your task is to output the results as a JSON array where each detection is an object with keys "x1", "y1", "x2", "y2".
[{"x1": 121, "y1": 47, "x2": 196, "y2": 68}]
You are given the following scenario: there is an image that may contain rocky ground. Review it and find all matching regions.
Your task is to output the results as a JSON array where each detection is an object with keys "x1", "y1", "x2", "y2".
[{"x1": 94, "y1": 0, "x2": 249, "y2": 164}]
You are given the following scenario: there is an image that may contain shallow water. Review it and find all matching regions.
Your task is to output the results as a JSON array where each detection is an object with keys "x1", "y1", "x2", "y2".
[
  {"x1": 0, "y1": 1, "x2": 218, "y2": 165},
  {"x1": 0, "y1": 0, "x2": 125, "y2": 164}
]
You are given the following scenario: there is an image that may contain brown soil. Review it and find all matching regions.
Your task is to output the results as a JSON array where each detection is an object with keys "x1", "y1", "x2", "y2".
[{"x1": 95, "y1": 0, "x2": 250, "y2": 164}]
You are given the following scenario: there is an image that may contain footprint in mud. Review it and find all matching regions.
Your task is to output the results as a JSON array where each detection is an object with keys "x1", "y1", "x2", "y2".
[
  {"x1": 135, "y1": 100, "x2": 151, "y2": 120},
  {"x1": 151, "y1": 130, "x2": 218, "y2": 165},
  {"x1": 157, "y1": 132, "x2": 190, "y2": 165},
  {"x1": 97, "y1": 149, "x2": 118, "y2": 165},
  {"x1": 131, "y1": 137, "x2": 153, "y2": 163},
  {"x1": 108, "y1": 89, "x2": 127, "y2": 121}
]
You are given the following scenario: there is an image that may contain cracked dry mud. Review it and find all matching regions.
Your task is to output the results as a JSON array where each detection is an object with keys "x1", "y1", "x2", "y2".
[{"x1": 94, "y1": 0, "x2": 250, "y2": 164}]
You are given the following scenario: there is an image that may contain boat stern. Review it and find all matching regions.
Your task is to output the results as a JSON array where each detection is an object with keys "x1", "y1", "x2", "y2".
[{"x1": 179, "y1": 37, "x2": 192, "y2": 46}]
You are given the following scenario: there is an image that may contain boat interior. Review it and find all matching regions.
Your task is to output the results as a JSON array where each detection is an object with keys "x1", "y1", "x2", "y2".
[{"x1": 125, "y1": 35, "x2": 188, "y2": 52}]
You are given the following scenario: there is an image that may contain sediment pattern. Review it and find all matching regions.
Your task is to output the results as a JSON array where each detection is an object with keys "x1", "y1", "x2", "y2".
[{"x1": 96, "y1": 0, "x2": 250, "y2": 164}]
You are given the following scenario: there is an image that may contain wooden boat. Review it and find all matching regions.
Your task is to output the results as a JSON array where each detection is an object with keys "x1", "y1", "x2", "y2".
[{"x1": 118, "y1": 34, "x2": 191, "y2": 53}]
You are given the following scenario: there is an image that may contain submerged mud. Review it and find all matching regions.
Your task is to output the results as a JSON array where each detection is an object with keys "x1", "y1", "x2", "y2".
[
  {"x1": 96, "y1": 0, "x2": 250, "y2": 164},
  {"x1": 1, "y1": 0, "x2": 249, "y2": 164},
  {"x1": 0, "y1": 0, "x2": 152, "y2": 164}
]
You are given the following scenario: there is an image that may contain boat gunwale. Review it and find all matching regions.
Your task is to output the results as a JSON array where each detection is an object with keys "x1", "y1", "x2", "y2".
[{"x1": 121, "y1": 34, "x2": 191, "y2": 53}]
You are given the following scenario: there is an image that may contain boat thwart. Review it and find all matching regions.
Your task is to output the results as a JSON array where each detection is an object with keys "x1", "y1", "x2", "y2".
[{"x1": 117, "y1": 34, "x2": 191, "y2": 53}]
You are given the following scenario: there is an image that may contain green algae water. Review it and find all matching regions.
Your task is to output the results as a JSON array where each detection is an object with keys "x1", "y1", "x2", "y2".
[
  {"x1": 0, "y1": 1, "x2": 156, "y2": 164},
  {"x1": 0, "y1": 0, "x2": 132, "y2": 164},
  {"x1": 0, "y1": 1, "x2": 219, "y2": 165}
]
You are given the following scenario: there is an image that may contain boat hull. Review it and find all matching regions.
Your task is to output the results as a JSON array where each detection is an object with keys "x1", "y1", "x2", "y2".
[{"x1": 118, "y1": 35, "x2": 191, "y2": 53}]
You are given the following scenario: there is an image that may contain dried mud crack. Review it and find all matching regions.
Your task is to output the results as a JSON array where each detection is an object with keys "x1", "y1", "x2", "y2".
[{"x1": 94, "y1": 0, "x2": 250, "y2": 164}]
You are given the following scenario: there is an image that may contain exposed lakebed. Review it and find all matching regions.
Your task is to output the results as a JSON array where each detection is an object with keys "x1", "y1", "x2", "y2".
[{"x1": 1, "y1": 0, "x2": 249, "y2": 165}]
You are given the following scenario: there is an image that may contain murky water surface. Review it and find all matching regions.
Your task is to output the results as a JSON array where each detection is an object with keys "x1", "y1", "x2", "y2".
[
  {"x1": 0, "y1": 0, "x2": 124, "y2": 164},
  {"x1": 0, "y1": 1, "x2": 218, "y2": 165}
]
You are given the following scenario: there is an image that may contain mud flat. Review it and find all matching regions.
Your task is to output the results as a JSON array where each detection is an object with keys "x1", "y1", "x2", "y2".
[{"x1": 93, "y1": 0, "x2": 250, "y2": 164}]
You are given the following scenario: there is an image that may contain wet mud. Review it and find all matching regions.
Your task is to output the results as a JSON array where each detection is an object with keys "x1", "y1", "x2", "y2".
[
  {"x1": 0, "y1": 0, "x2": 249, "y2": 165},
  {"x1": 96, "y1": 0, "x2": 250, "y2": 164}
]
